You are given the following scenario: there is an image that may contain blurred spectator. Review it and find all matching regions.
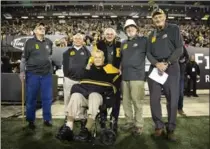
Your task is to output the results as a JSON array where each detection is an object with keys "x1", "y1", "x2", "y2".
[{"x1": 1, "y1": 56, "x2": 12, "y2": 73}]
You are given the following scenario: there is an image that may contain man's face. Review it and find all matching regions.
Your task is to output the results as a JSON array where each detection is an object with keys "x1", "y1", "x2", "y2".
[
  {"x1": 105, "y1": 30, "x2": 115, "y2": 42},
  {"x1": 73, "y1": 36, "x2": 83, "y2": 47},
  {"x1": 126, "y1": 26, "x2": 137, "y2": 37},
  {"x1": 152, "y1": 14, "x2": 166, "y2": 28},
  {"x1": 34, "y1": 25, "x2": 45, "y2": 36},
  {"x1": 191, "y1": 55, "x2": 195, "y2": 61},
  {"x1": 93, "y1": 53, "x2": 104, "y2": 66}
]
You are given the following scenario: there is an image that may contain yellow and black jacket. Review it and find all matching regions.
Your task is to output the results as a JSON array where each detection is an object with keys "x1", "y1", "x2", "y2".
[
  {"x1": 96, "y1": 40, "x2": 121, "y2": 69},
  {"x1": 71, "y1": 64, "x2": 120, "y2": 98}
]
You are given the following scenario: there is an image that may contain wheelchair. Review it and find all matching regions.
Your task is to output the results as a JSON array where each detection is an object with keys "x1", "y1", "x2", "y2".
[
  {"x1": 75, "y1": 90, "x2": 117, "y2": 146},
  {"x1": 92, "y1": 93, "x2": 117, "y2": 146}
]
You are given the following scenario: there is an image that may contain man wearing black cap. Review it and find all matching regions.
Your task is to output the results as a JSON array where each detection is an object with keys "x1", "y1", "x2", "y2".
[
  {"x1": 147, "y1": 8, "x2": 183, "y2": 141},
  {"x1": 20, "y1": 23, "x2": 53, "y2": 129}
]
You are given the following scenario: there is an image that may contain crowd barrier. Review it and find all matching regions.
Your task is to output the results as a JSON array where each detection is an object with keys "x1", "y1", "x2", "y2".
[{"x1": 1, "y1": 73, "x2": 58, "y2": 103}]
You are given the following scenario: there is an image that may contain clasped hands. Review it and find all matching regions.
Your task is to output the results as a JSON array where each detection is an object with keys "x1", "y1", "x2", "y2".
[{"x1": 155, "y1": 62, "x2": 169, "y2": 74}]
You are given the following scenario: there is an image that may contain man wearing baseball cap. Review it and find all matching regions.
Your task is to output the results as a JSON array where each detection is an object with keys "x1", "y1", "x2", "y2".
[
  {"x1": 120, "y1": 19, "x2": 147, "y2": 135},
  {"x1": 20, "y1": 22, "x2": 53, "y2": 129},
  {"x1": 147, "y1": 8, "x2": 183, "y2": 141}
]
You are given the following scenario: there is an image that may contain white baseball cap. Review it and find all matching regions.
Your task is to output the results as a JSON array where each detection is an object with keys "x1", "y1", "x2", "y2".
[{"x1": 124, "y1": 19, "x2": 137, "y2": 30}]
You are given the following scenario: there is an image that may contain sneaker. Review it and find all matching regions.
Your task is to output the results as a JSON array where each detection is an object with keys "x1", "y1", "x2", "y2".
[
  {"x1": 44, "y1": 121, "x2": 53, "y2": 127},
  {"x1": 120, "y1": 123, "x2": 135, "y2": 131},
  {"x1": 56, "y1": 124, "x2": 74, "y2": 141},
  {"x1": 28, "y1": 121, "x2": 36, "y2": 130},
  {"x1": 74, "y1": 128, "x2": 92, "y2": 142}
]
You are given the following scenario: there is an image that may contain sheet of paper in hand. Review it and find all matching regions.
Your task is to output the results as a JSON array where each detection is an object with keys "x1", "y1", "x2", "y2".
[{"x1": 148, "y1": 68, "x2": 169, "y2": 85}]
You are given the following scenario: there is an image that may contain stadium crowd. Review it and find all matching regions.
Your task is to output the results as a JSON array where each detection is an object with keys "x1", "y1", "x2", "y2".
[{"x1": 1, "y1": 18, "x2": 209, "y2": 47}]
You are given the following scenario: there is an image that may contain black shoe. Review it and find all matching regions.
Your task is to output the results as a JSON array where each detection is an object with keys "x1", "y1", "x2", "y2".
[
  {"x1": 193, "y1": 94, "x2": 199, "y2": 97},
  {"x1": 44, "y1": 121, "x2": 53, "y2": 127},
  {"x1": 28, "y1": 121, "x2": 36, "y2": 130},
  {"x1": 74, "y1": 128, "x2": 92, "y2": 142},
  {"x1": 56, "y1": 124, "x2": 74, "y2": 141},
  {"x1": 166, "y1": 130, "x2": 176, "y2": 142}
]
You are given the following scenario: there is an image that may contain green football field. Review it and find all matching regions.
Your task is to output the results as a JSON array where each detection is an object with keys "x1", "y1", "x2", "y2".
[{"x1": 1, "y1": 116, "x2": 209, "y2": 149}]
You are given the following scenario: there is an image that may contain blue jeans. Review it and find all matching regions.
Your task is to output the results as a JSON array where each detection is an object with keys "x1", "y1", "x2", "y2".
[
  {"x1": 178, "y1": 75, "x2": 185, "y2": 110},
  {"x1": 26, "y1": 72, "x2": 52, "y2": 122}
]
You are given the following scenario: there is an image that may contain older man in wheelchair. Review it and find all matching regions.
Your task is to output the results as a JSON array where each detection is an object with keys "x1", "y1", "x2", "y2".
[{"x1": 56, "y1": 50, "x2": 120, "y2": 145}]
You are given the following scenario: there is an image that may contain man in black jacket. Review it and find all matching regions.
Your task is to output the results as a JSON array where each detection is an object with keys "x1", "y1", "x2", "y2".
[
  {"x1": 186, "y1": 55, "x2": 200, "y2": 97},
  {"x1": 178, "y1": 45, "x2": 189, "y2": 116},
  {"x1": 62, "y1": 33, "x2": 91, "y2": 117},
  {"x1": 56, "y1": 50, "x2": 120, "y2": 142},
  {"x1": 96, "y1": 28, "x2": 121, "y2": 132},
  {"x1": 147, "y1": 8, "x2": 183, "y2": 141}
]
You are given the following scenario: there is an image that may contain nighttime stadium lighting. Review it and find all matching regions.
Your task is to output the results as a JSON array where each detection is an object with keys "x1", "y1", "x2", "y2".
[
  {"x1": 58, "y1": 16, "x2": 65, "y2": 18},
  {"x1": 132, "y1": 16, "x2": 139, "y2": 18},
  {"x1": 21, "y1": 16, "x2": 28, "y2": 19},
  {"x1": 201, "y1": 17, "x2": 208, "y2": 20},
  {"x1": 5, "y1": 16, "x2": 12, "y2": 19},
  {"x1": 168, "y1": 16, "x2": 175, "y2": 19},
  {"x1": 146, "y1": 16, "x2": 152, "y2": 19},
  {"x1": 37, "y1": 16, "x2": 44, "y2": 19},
  {"x1": 185, "y1": 17, "x2": 191, "y2": 20},
  {"x1": 111, "y1": 15, "x2": 117, "y2": 18},
  {"x1": 92, "y1": 15, "x2": 99, "y2": 18}
]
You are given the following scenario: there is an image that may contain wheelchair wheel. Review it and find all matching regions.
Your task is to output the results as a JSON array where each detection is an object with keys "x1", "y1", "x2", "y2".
[{"x1": 99, "y1": 129, "x2": 116, "y2": 146}]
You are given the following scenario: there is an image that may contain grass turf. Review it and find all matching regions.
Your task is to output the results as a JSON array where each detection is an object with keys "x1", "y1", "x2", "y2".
[{"x1": 1, "y1": 117, "x2": 209, "y2": 149}]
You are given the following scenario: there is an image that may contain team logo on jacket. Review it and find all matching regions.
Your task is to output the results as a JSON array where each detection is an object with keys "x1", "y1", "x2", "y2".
[
  {"x1": 35, "y1": 44, "x2": 39, "y2": 50},
  {"x1": 162, "y1": 34, "x2": 167, "y2": 39},
  {"x1": 133, "y1": 43, "x2": 138, "y2": 47},
  {"x1": 123, "y1": 44, "x2": 128, "y2": 50},
  {"x1": 151, "y1": 36, "x2": 156, "y2": 43},
  {"x1": 116, "y1": 48, "x2": 120, "y2": 57},
  {"x1": 46, "y1": 45, "x2": 49, "y2": 49},
  {"x1": 70, "y1": 51, "x2": 75, "y2": 56}
]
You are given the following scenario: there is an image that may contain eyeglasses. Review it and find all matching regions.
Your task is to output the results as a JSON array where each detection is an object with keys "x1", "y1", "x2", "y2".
[{"x1": 38, "y1": 27, "x2": 45, "y2": 30}]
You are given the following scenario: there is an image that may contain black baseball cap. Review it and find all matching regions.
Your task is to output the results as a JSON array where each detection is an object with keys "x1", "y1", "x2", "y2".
[
  {"x1": 33, "y1": 22, "x2": 45, "y2": 29},
  {"x1": 151, "y1": 8, "x2": 165, "y2": 18}
]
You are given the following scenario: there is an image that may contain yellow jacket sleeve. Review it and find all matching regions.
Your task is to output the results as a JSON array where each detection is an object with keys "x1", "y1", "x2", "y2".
[{"x1": 103, "y1": 64, "x2": 119, "y2": 74}]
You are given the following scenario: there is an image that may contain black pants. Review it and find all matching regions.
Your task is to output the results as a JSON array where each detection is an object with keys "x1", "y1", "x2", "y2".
[
  {"x1": 103, "y1": 76, "x2": 122, "y2": 122},
  {"x1": 178, "y1": 74, "x2": 185, "y2": 110},
  {"x1": 148, "y1": 62, "x2": 180, "y2": 131},
  {"x1": 187, "y1": 76, "x2": 197, "y2": 95}
]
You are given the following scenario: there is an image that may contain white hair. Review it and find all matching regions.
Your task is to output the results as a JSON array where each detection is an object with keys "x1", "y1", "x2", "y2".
[
  {"x1": 73, "y1": 33, "x2": 84, "y2": 40},
  {"x1": 104, "y1": 28, "x2": 116, "y2": 37}
]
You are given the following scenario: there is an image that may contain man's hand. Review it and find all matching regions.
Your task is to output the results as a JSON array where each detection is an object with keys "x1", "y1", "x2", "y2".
[
  {"x1": 155, "y1": 62, "x2": 168, "y2": 72},
  {"x1": 19, "y1": 72, "x2": 25, "y2": 82},
  {"x1": 86, "y1": 63, "x2": 92, "y2": 70},
  {"x1": 119, "y1": 69, "x2": 122, "y2": 75},
  {"x1": 187, "y1": 75, "x2": 190, "y2": 79}
]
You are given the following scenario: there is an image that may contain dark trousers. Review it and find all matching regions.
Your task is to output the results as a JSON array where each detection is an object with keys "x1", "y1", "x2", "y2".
[
  {"x1": 178, "y1": 75, "x2": 185, "y2": 110},
  {"x1": 148, "y1": 62, "x2": 180, "y2": 131},
  {"x1": 26, "y1": 72, "x2": 52, "y2": 122},
  {"x1": 187, "y1": 76, "x2": 197, "y2": 95},
  {"x1": 102, "y1": 77, "x2": 121, "y2": 122}
]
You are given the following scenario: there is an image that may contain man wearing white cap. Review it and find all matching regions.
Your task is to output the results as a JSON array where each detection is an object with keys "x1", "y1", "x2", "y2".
[{"x1": 120, "y1": 19, "x2": 147, "y2": 135}]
